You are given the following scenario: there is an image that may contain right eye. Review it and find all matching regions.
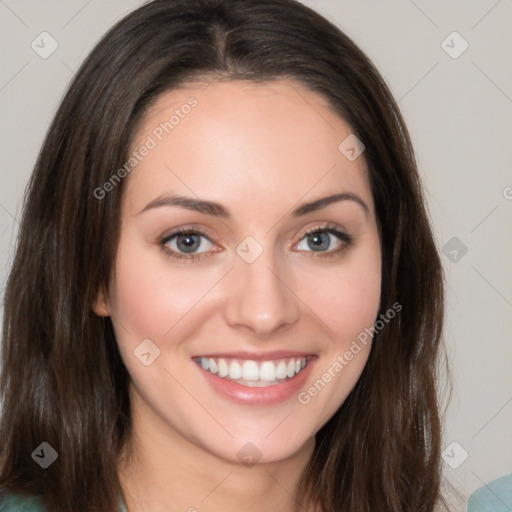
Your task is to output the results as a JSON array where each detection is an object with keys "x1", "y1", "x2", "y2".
[{"x1": 159, "y1": 228, "x2": 218, "y2": 261}]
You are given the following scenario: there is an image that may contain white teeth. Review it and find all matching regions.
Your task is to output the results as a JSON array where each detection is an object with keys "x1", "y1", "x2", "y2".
[
  {"x1": 218, "y1": 358, "x2": 229, "y2": 377},
  {"x1": 208, "y1": 358, "x2": 218, "y2": 374},
  {"x1": 260, "y1": 361, "x2": 276, "y2": 381},
  {"x1": 275, "y1": 361, "x2": 288, "y2": 379},
  {"x1": 195, "y1": 355, "x2": 309, "y2": 386},
  {"x1": 228, "y1": 361, "x2": 242, "y2": 379},
  {"x1": 242, "y1": 360, "x2": 259, "y2": 381},
  {"x1": 287, "y1": 359, "x2": 295, "y2": 378}
]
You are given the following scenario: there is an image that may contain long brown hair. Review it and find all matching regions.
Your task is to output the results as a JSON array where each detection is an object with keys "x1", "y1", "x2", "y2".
[{"x1": 0, "y1": 1, "x2": 449, "y2": 510}]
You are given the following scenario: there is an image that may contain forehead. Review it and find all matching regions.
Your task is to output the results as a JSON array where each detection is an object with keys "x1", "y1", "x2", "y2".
[{"x1": 124, "y1": 79, "x2": 373, "y2": 218}]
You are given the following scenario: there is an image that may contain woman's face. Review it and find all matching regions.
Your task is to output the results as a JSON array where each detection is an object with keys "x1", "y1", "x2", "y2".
[{"x1": 96, "y1": 79, "x2": 381, "y2": 464}]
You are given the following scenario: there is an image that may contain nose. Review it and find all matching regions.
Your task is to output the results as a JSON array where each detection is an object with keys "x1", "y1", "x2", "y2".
[{"x1": 223, "y1": 249, "x2": 300, "y2": 338}]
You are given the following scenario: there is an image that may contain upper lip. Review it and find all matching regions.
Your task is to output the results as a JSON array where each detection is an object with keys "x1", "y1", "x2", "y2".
[{"x1": 192, "y1": 350, "x2": 315, "y2": 362}]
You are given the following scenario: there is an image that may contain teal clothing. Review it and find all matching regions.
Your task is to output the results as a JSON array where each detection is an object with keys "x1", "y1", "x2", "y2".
[
  {"x1": 4, "y1": 477, "x2": 510, "y2": 511},
  {"x1": 467, "y1": 474, "x2": 512, "y2": 512},
  {"x1": 0, "y1": 492, "x2": 45, "y2": 511},
  {"x1": 0, "y1": 490, "x2": 128, "y2": 511}
]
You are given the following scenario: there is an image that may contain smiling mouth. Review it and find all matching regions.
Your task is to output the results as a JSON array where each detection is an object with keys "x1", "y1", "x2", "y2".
[{"x1": 192, "y1": 355, "x2": 313, "y2": 388}]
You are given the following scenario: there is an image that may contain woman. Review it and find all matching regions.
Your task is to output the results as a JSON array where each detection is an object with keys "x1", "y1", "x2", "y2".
[{"x1": 0, "y1": 0, "x2": 449, "y2": 510}]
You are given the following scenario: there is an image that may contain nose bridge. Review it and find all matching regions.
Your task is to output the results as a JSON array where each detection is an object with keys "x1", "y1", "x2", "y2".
[{"x1": 223, "y1": 236, "x2": 300, "y2": 335}]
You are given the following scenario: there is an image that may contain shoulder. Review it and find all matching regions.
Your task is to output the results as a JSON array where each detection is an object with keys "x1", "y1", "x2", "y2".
[
  {"x1": 0, "y1": 490, "x2": 46, "y2": 511},
  {"x1": 0, "y1": 490, "x2": 128, "y2": 512},
  {"x1": 467, "y1": 473, "x2": 512, "y2": 512}
]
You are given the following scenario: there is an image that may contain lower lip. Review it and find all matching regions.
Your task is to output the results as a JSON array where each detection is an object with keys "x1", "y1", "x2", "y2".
[{"x1": 193, "y1": 357, "x2": 317, "y2": 406}]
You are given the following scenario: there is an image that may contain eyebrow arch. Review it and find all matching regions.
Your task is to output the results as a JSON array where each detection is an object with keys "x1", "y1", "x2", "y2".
[
  {"x1": 291, "y1": 192, "x2": 369, "y2": 218},
  {"x1": 137, "y1": 192, "x2": 369, "y2": 218}
]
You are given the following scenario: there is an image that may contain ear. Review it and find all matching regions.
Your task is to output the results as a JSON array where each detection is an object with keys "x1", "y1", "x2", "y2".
[{"x1": 92, "y1": 286, "x2": 111, "y2": 317}]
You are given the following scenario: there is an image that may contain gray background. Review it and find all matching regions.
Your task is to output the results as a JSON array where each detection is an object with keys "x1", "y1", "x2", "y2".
[{"x1": 1, "y1": 1, "x2": 511, "y2": 508}]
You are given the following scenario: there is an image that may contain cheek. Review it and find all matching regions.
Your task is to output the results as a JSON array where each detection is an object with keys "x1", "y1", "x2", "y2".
[
  {"x1": 109, "y1": 235, "x2": 215, "y2": 343},
  {"x1": 296, "y1": 247, "x2": 381, "y2": 344},
  {"x1": 295, "y1": 253, "x2": 381, "y2": 419},
  {"x1": 330, "y1": 269, "x2": 380, "y2": 337}
]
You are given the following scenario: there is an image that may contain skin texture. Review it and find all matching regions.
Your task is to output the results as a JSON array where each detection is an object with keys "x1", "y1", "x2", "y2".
[{"x1": 94, "y1": 79, "x2": 382, "y2": 512}]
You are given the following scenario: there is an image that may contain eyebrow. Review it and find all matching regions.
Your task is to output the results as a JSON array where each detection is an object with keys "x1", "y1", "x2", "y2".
[{"x1": 137, "y1": 192, "x2": 369, "y2": 218}]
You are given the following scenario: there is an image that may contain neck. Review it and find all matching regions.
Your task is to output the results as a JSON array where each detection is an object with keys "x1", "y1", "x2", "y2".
[{"x1": 118, "y1": 386, "x2": 317, "y2": 512}]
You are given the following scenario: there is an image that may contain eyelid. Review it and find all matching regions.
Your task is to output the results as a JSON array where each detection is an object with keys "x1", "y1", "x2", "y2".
[
  {"x1": 159, "y1": 223, "x2": 217, "y2": 241},
  {"x1": 295, "y1": 221, "x2": 349, "y2": 241}
]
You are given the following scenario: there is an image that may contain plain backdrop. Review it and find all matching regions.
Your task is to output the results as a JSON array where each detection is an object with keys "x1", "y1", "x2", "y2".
[{"x1": 1, "y1": 1, "x2": 511, "y2": 509}]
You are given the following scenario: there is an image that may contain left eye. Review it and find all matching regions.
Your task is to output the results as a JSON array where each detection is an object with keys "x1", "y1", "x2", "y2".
[{"x1": 295, "y1": 228, "x2": 350, "y2": 253}]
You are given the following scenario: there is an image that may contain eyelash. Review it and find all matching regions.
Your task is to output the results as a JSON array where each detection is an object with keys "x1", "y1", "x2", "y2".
[{"x1": 158, "y1": 224, "x2": 353, "y2": 262}]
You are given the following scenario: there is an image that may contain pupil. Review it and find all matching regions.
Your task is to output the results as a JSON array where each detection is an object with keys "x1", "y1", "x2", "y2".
[
  {"x1": 309, "y1": 232, "x2": 329, "y2": 251},
  {"x1": 177, "y1": 234, "x2": 200, "y2": 253}
]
